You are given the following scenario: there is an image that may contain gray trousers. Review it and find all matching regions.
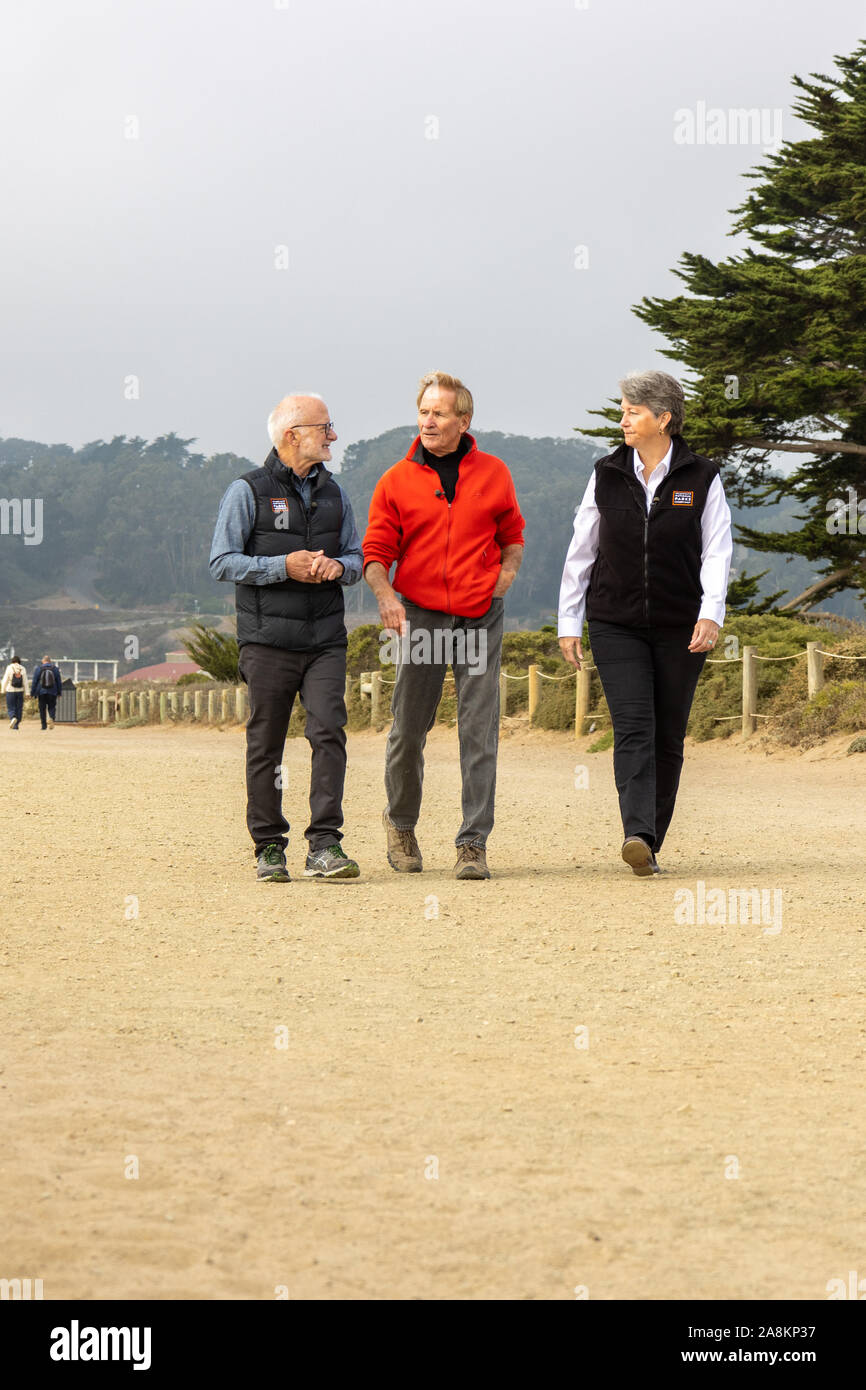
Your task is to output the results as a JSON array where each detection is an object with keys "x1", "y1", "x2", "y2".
[{"x1": 384, "y1": 596, "x2": 505, "y2": 847}]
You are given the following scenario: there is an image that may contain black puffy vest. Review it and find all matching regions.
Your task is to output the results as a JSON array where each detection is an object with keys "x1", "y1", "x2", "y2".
[
  {"x1": 235, "y1": 453, "x2": 346, "y2": 651},
  {"x1": 586, "y1": 436, "x2": 720, "y2": 628}
]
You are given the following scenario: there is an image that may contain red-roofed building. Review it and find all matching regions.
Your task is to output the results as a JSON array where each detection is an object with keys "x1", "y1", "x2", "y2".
[
  {"x1": 118, "y1": 660, "x2": 205, "y2": 683},
  {"x1": 119, "y1": 652, "x2": 207, "y2": 683}
]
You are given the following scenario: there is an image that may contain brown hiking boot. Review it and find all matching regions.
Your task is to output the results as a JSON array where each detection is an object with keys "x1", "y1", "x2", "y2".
[
  {"x1": 621, "y1": 837, "x2": 656, "y2": 878},
  {"x1": 383, "y1": 810, "x2": 423, "y2": 873},
  {"x1": 454, "y1": 842, "x2": 490, "y2": 880}
]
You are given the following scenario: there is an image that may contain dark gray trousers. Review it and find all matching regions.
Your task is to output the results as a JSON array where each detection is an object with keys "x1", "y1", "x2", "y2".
[
  {"x1": 384, "y1": 597, "x2": 505, "y2": 847},
  {"x1": 238, "y1": 641, "x2": 347, "y2": 856}
]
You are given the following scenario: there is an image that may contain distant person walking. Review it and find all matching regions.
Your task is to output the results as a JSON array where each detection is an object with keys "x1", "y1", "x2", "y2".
[
  {"x1": 558, "y1": 371, "x2": 733, "y2": 876},
  {"x1": 210, "y1": 393, "x2": 364, "y2": 883},
  {"x1": 2, "y1": 657, "x2": 27, "y2": 730},
  {"x1": 363, "y1": 371, "x2": 525, "y2": 880},
  {"x1": 31, "y1": 656, "x2": 63, "y2": 731}
]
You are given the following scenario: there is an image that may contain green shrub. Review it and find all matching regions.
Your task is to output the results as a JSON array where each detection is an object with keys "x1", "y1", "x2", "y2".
[
  {"x1": 769, "y1": 673, "x2": 866, "y2": 746},
  {"x1": 687, "y1": 614, "x2": 823, "y2": 741},
  {"x1": 181, "y1": 624, "x2": 240, "y2": 683},
  {"x1": 588, "y1": 728, "x2": 614, "y2": 753},
  {"x1": 331, "y1": 614, "x2": 866, "y2": 747},
  {"x1": 346, "y1": 624, "x2": 387, "y2": 677}
]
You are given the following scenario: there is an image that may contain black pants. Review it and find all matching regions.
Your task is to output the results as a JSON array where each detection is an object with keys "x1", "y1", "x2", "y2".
[
  {"x1": 37, "y1": 694, "x2": 57, "y2": 728},
  {"x1": 588, "y1": 619, "x2": 706, "y2": 854},
  {"x1": 238, "y1": 641, "x2": 347, "y2": 857}
]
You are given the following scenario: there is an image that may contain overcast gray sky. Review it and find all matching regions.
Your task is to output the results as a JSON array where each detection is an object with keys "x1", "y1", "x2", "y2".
[{"x1": 1, "y1": 0, "x2": 863, "y2": 466}]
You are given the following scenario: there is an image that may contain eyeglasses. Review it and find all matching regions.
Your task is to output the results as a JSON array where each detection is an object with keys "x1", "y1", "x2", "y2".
[{"x1": 291, "y1": 421, "x2": 335, "y2": 435}]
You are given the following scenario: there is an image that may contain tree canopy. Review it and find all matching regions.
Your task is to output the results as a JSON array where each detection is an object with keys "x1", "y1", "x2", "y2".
[{"x1": 583, "y1": 40, "x2": 866, "y2": 612}]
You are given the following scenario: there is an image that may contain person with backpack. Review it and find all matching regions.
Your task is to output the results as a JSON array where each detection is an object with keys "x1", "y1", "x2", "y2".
[
  {"x1": 30, "y1": 655, "x2": 63, "y2": 730},
  {"x1": 2, "y1": 656, "x2": 28, "y2": 730}
]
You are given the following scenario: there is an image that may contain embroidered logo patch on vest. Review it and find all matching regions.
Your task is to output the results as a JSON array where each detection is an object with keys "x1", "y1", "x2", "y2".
[
  {"x1": 672, "y1": 490, "x2": 694, "y2": 506},
  {"x1": 270, "y1": 498, "x2": 289, "y2": 513}
]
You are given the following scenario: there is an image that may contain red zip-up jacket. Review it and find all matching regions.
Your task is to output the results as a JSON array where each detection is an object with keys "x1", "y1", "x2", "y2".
[{"x1": 363, "y1": 434, "x2": 525, "y2": 617}]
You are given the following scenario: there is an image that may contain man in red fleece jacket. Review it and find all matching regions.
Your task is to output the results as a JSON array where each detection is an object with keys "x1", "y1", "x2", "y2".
[{"x1": 363, "y1": 371, "x2": 525, "y2": 879}]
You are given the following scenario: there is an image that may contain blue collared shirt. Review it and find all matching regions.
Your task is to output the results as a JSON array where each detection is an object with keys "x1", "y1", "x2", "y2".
[{"x1": 209, "y1": 462, "x2": 364, "y2": 587}]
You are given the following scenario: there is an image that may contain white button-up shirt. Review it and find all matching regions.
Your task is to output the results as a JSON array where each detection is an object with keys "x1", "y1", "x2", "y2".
[{"x1": 557, "y1": 442, "x2": 733, "y2": 637}]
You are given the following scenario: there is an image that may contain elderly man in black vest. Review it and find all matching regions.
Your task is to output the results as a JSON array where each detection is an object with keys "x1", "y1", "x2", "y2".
[{"x1": 210, "y1": 394, "x2": 364, "y2": 882}]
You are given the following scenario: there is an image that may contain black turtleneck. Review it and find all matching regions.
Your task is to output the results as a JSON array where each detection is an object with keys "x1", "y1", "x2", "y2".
[{"x1": 419, "y1": 434, "x2": 471, "y2": 504}]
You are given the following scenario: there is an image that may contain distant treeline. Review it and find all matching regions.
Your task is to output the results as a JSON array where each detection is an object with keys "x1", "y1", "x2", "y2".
[{"x1": 1, "y1": 429, "x2": 863, "y2": 625}]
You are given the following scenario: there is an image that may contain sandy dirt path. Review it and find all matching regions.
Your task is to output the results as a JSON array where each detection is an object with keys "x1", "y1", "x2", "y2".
[{"x1": 1, "y1": 722, "x2": 864, "y2": 1300}]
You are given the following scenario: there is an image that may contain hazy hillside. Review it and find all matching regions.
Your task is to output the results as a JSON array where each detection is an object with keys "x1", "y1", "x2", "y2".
[{"x1": 1, "y1": 429, "x2": 863, "y2": 665}]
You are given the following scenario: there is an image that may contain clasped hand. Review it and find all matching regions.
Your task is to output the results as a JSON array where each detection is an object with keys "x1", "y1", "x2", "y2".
[{"x1": 285, "y1": 550, "x2": 343, "y2": 583}]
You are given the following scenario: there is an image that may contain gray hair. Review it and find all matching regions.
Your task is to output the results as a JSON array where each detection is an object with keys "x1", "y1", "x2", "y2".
[
  {"x1": 619, "y1": 371, "x2": 685, "y2": 435},
  {"x1": 267, "y1": 393, "x2": 325, "y2": 447}
]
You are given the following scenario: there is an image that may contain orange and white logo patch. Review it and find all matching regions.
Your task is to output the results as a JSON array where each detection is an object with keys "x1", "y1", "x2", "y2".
[{"x1": 672, "y1": 490, "x2": 694, "y2": 506}]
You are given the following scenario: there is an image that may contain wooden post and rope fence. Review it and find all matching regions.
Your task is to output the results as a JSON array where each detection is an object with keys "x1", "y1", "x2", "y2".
[
  {"x1": 359, "y1": 637, "x2": 864, "y2": 739},
  {"x1": 77, "y1": 634, "x2": 866, "y2": 736}
]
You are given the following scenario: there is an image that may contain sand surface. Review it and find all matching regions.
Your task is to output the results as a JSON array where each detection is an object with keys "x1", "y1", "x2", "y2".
[{"x1": 1, "y1": 721, "x2": 864, "y2": 1300}]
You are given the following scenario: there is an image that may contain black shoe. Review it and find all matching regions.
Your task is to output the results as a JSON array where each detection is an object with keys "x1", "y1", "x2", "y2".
[
  {"x1": 621, "y1": 837, "x2": 655, "y2": 878},
  {"x1": 256, "y1": 843, "x2": 291, "y2": 882}
]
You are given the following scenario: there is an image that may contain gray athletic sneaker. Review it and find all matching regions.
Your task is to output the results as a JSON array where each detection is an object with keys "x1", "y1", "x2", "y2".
[
  {"x1": 383, "y1": 810, "x2": 422, "y2": 873},
  {"x1": 304, "y1": 844, "x2": 360, "y2": 879},
  {"x1": 256, "y1": 843, "x2": 291, "y2": 883}
]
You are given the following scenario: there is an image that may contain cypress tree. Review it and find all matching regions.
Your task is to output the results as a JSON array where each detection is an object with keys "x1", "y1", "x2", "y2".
[{"x1": 583, "y1": 41, "x2": 866, "y2": 611}]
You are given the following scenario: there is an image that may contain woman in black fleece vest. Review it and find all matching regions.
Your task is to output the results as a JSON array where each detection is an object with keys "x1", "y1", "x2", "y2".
[{"x1": 558, "y1": 371, "x2": 733, "y2": 876}]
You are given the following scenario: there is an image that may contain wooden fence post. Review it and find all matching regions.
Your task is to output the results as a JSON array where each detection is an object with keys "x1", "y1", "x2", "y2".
[
  {"x1": 742, "y1": 646, "x2": 758, "y2": 738},
  {"x1": 148, "y1": 690, "x2": 156, "y2": 720},
  {"x1": 499, "y1": 670, "x2": 508, "y2": 721},
  {"x1": 220, "y1": 689, "x2": 230, "y2": 723},
  {"x1": 207, "y1": 690, "x2": 216, "y2": 722},
  {"x1": 159, "y1": 692, "x2": 168, "y2": 723},
  {"x1": 528, "y1": 664, "x2": 539, "y2": 725},
  {"x1": 370, "y1": 670, "x2": 382, "y2": 729},
  {"x1": 235, "y1": 686, "x2": 246, "y2": 722},
  {"x1": 194, "y1": 690, "x2": 203, "y2": 720},
  {"x1": 169, "y1": 692, "x2": 179, "y2": 717},
  {"x1": 101, "y1": 689, "x2": 110, "y2": 724},
  {"x1": 575, "y1": 667, "x2": 591, "y2": 738},
  {"x1": 119, "y1": 692, "x2": 129, "y2": 720},
  {"x1": 182, "y1": 690, "x2": 192, "y2": 715},
  {"x1": 806, "y1": 641, "x2": 824, "y2": 699}
]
